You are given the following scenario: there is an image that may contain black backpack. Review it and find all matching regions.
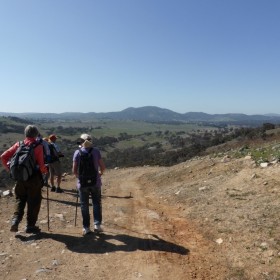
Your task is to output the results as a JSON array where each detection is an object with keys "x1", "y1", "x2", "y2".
[
  {"x1": 9, "y1": 141, "x2": 39, "y2": 181},
  {"x1": 48, "y1": 143, "x2": 59, "y2": 163},
  {"x1": 78, "y1": 148, "x2": 98, "y2": 187}
]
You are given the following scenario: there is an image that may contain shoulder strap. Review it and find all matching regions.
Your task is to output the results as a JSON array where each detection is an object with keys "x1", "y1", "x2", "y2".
[
  {"x1": 13, "y1": 142, "x2": 22, "y2": 164},
  {"x1": 19, "y1": 140, "x2": 39, "y2": 149},
  {"x1": 16, "y1": 141, "x2": 25, "y2": 152},
  {"x1": 32, "y1": 141, "x2": 40, "y2": 149},
  {"x1": 79, "y1": 148, "x2": 93, "y2": 155}
]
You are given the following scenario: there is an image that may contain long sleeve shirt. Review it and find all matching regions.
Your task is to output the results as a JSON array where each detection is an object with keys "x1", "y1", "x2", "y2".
[{"x1": 1, "y1": 137, "x2": 48, "y2": 174}]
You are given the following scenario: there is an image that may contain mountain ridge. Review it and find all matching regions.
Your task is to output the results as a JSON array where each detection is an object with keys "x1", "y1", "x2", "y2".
[{"x1": 1, "y1": 106, "x2": 280, "y2": 124}]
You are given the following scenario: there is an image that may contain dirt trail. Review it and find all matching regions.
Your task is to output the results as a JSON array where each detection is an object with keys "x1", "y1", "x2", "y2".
[
  {"x1": 0, "y1": 165, "x2": 228, "y2": 280},
  {"x1": 1, "y1": 156, "x2": 280, "y2": 279}
]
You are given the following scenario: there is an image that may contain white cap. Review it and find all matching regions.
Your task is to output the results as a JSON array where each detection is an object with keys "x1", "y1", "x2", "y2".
[{"x1": 80, "y1": 133, "x2": 92, "y2": 141}]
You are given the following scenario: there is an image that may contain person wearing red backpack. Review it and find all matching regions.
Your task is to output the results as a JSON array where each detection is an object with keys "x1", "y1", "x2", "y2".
[{"x1": 0, "y1": 125, "x2": 48, "y2": 233}]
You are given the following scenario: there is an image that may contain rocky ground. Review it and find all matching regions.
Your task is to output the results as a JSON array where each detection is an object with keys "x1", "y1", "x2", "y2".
[{"x1": 0, "y1": 153, "x2": 280, "y2": 280}]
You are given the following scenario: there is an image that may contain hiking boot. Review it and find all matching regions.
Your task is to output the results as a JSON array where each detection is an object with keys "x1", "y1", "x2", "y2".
[
  {"x1": 25, "y1": 226, "x2": 41, "y2": 234},
  {"x1": 10, "y1": 220, "x2": 19, "y2": 232},
  {"x1": 51, "y1": 186, "x2": 56, "y2": 192},
  {"x1": 82, "y1": 227, "x2": 91, "y2": 236},
  {"x1": 94, "y1": 224, "x2": 103, "y2": 233},
  {"x1": 55, "y1": 187, "x2": 63, "y2": 193}
]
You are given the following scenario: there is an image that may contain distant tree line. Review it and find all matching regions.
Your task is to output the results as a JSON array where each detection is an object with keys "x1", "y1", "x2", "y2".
[
  {"x1": 0, "y1": 116, "x2": 33, "y2": 134},
  {"x1": 57, "y1": 122, "x2": 278, "y2": 170},
  {"x1": 103, "y1": 123, "x2": 277, "y2": 168},
  {"x1": 1, "y1": 121, "x2": 279, "y2": 182},
  {"x1": 0, "y1": 122, "x2": 24, "y2": 134}
]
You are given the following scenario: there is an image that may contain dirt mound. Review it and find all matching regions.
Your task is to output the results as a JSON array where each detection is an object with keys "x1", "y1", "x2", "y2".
[{"x1": 0, "y1": 155, "x2": 280, "y2": 279}]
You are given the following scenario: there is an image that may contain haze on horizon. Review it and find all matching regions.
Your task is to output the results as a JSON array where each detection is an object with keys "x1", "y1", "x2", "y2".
[{"x1": 0, "y1": 1, "x2": 279, "y2": 115}]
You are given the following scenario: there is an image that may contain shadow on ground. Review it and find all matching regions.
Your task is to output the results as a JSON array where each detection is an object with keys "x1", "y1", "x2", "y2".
[{"x1": 15, "y1": 231, "x2": 189, "y2": 255}]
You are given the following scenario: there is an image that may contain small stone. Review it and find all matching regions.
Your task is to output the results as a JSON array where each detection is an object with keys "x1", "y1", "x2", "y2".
[{"x1": 216, "y1": 238, "x2": 223, "y2": 245}]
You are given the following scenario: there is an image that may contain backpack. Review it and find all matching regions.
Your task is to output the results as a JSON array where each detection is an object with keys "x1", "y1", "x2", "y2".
[
  {"x1": 48, "y1": 143, "x2": 59, "y2": 163},
  {"x1": 78, "y1": 148, "x2": 98, "y2": 187},
  {"x1": 37, "y1": 138, "x2": 51, "y2": 164},
  {"x1": 9, "y1": 141, "x2": 39, "y2": 181}
]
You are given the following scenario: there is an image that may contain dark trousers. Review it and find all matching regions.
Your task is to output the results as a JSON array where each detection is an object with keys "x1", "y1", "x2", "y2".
[
  {"x1": 79, "y1": 186, "x2": 102, "y2": 228},
  {"x1": 12, "y1": 172, "x2": 43, "y2": 227}
]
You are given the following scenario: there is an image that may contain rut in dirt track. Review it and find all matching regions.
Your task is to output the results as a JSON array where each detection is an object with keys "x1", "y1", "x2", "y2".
[{"x1": 99, "y1": 168, "x2": 228, "y2": 279}]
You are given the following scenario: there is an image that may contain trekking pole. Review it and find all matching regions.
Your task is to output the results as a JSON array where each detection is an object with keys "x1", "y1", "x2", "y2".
[
  {"x1": 47, "y1": 182, "x2": 50, "y2": 231},
  {"x1": 74, "y1": 190, "x2": 79, "y2": 226}
]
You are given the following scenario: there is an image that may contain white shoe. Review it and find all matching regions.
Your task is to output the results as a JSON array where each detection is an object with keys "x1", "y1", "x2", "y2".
[
  {"x1": 94, "y1": 224, "x2": 103, "y2": 233},
  {"x1": 82, "y1": 227, "x2": 91, "y2": 235}
]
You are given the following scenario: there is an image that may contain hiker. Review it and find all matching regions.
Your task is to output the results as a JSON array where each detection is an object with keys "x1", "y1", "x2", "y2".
[
  {"x1": 36, "y1": 134, "x2": 51, "y2": 186},
  {"x1": 48, "y1": 134, "x2": 64, "y2": 193},
  {"x1": 0, "y1": 125, "x2": 48, "y2": 233},
  {"x1": 72, "y1": 133, "x2": 106, "y2": 235}
]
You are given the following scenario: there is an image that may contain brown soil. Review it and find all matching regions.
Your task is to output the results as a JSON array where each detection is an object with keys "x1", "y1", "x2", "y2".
[{"x1": 0, "y1": 155, "x2": 280, "y2": 280}]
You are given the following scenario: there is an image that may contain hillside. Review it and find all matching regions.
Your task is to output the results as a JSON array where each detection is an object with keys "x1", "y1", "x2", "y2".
[{"x1": 0, "y1": 153, "x2": 279, "y2": 279}]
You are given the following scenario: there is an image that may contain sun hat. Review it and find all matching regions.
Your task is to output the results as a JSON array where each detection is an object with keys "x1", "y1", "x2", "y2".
[
  {"x1": 77, "y1": 133, "x2": 92, "y2": 145},
  {"x1": 49, "y1": 134, "x2": 57, "y2": 141},
  {"x1": 80, "y1": 134, "x2": 92, "y2": 141}
]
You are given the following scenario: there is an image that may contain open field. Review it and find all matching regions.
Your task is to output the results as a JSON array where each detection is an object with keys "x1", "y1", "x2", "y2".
[{"x1": 0, "y1": 117, "x2": 220, "y2": 187}]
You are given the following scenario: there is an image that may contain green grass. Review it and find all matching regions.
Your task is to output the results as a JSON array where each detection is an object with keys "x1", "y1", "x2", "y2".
[
  {"x1": 231, "y1": 143, "x2": 280, "y2": 164},
  {"x1": 40, "y1": 119, "x2": 215, "y2": 137}
]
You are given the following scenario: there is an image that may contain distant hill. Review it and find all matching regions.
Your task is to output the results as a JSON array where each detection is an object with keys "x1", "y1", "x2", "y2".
[{"x1": 1, "y1": 106, "x2": 280, "y2": 125}]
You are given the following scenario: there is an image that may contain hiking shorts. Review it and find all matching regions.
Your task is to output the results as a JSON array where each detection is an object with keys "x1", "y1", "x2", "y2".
[{"x1": 49, "y1": 161, "x2": 62, "y2": 177}]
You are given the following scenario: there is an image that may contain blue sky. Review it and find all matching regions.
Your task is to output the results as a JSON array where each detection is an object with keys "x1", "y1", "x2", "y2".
[{"x1": 0, "y1": 0, "x2": 279, "y2": 115}]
